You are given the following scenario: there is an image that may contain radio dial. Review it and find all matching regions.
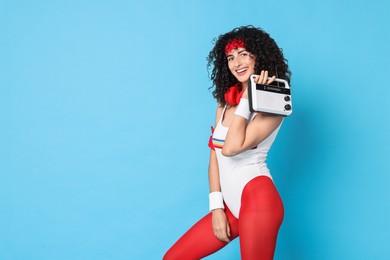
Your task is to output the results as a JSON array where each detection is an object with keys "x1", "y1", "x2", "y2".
[{"x1": 285, "y1": 104, "x2": 292, "y2": 111}]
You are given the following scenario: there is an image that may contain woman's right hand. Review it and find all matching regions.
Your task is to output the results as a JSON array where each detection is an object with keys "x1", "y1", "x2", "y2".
[{"x1": 211, "y1": 208, "x2": 231, "y2": 243}]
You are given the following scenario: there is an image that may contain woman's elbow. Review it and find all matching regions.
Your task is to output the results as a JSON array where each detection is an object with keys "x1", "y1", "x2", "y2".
[{"x1": 221, "y1": 147, "x2": 238, "y2": 157}]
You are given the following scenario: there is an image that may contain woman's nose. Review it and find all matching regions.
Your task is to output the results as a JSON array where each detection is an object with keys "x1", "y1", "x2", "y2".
[{"x1": 233, "y1": 58, "x2": 242, "y2": 68}]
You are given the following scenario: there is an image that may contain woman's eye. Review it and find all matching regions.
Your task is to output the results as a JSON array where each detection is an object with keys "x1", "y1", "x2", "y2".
[{"x1": 227, "y1": 57, "x2": 233, "y2": 61}]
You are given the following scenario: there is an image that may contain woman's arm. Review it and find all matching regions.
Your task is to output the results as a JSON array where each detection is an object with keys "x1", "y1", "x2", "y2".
[
  {"x1": 223, "y1": 114, "x2": 282, "y2": 157},
  {"x1": 222, "y1": 106, "x2": 282, "y2": 157},
  {"x1": 209, "y1": 105, "x2": 231, "y2": 243},
  {"x1": 208, "y1": 104, "x2": 223, "y2": 193},
  {"x1": 208, "y1": 149, "x2": 221, "y2": 193},
  {"x1": 222, "y1": 74, "x2": 283, "y2": 157}
]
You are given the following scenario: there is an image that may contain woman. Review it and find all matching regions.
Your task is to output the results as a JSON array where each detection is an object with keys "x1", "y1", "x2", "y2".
[{"x1": 164, "y1": 25, "x2": 291, "y2": 260}]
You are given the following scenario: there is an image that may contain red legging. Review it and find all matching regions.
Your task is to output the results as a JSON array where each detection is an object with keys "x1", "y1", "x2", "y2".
[{"x1": 163, "y1": 176, "x2": 284, "y2": 260}]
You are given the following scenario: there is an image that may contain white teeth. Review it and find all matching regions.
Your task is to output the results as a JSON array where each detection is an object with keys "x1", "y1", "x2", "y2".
[{"x1": 237, "y1": 68, "x2": 247, "y2": 73}]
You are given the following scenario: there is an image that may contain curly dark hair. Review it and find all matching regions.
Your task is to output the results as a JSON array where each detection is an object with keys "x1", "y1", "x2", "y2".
[{"x1": 207, "y1": 25, "x2": 291, "y2": 106}]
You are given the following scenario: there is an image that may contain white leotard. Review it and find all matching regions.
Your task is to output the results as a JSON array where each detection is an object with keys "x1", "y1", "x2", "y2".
[{"x1": 212, "y1": 106, "x2": 282, "y2": 218}]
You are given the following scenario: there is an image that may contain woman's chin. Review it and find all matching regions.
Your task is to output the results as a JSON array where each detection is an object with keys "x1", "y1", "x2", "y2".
[
  {"x1": 237, "y1": 78, "x2": 249, "y2": 84},
  {"x1": 235, "y1": 74, "x2": 251, "y2": 82}
]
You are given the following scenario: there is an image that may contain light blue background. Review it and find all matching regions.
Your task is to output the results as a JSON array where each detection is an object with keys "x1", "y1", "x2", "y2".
[{"x1": 1, "y1": 0, "x2": 389, "y2": 259}]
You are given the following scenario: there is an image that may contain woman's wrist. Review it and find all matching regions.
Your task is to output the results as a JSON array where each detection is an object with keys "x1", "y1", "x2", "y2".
[
  {"x1": 209, "y1": 191, "x2": 224, "y2": 211},
  {"x1": 211, "y1": 208, "x2": 224, "y2": 215},
  {"x1": 234, "y1": 98, "x2": 251, "y2": 120}
]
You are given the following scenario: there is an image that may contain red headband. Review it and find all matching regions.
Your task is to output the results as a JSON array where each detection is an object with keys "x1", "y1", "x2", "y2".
[{"x1": 225, "y1": 38, "x2": 245, "y2": 56}]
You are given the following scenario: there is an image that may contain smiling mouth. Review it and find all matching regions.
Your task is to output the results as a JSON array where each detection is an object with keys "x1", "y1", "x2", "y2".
[{"x1": 236, "y1": 68, "x2": 248, "y2": 74}]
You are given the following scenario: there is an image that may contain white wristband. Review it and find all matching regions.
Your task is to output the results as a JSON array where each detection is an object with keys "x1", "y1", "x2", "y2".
[
  {"x1": 234, "y1": 98, "x2": 251, "y2": 120},
  {"x1": 209, "y1": 191, "x2": 224, "y2": 211}
]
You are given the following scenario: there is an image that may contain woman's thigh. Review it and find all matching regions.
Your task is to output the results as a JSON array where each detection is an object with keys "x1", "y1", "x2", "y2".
[{"x1": 238, "y1": 176, "x2": 284, "y2": 260}]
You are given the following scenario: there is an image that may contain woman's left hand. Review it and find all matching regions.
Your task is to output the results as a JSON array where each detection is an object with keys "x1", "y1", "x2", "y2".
[
  {"x1": 242, "y1": 70, "x2": 276, "y2": 99},
  {"x1": 255, "y1": 70, "x2": 276, "y2": 85}
]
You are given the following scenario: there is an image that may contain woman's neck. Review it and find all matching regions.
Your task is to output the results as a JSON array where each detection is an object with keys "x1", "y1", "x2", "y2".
[{"x1": 241, "y1": 81, "x2": 248, "y2": 90}]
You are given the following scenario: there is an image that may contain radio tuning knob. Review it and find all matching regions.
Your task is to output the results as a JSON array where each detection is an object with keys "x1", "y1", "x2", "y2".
[
  {"x1": 285, "y1": 104, "x2": 292, "y2": 111},
  {"x1": 284, "y1": 96, "x2": 291, "y2": 101}
]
